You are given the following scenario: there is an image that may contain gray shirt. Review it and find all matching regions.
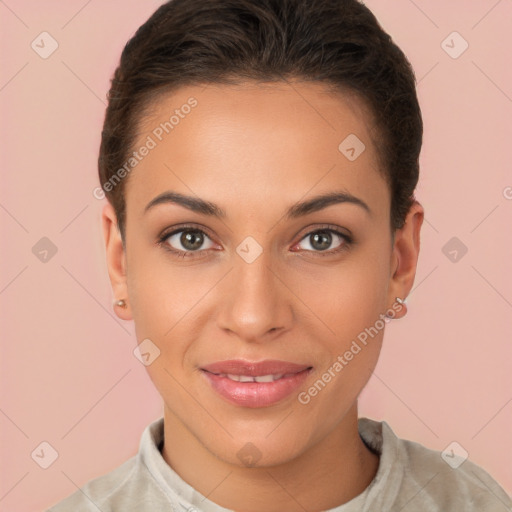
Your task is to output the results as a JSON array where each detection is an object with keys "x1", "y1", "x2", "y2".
[{"x1": 47, "y1": 416, "x2": 512, "y2": 511}]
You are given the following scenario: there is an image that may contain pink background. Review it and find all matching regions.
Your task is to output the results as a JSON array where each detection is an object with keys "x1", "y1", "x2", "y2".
[{"x1": 1, "y1": 1, "x2": 511, "y2": 510}]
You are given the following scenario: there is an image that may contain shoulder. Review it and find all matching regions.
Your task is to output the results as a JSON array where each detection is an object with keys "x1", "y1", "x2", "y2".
[
  {"x1": 381, "y1": 421, "x2": 512, "y2": 510},
  {"x1": 46, "y1": 417, "x2": 172, "y2": 511},
  {"x1": 46, "y1": 456, "x2": 142, "y2": 511},
  {"x1": 46, "y1": 455, "x2": 174, "y2": 511}
]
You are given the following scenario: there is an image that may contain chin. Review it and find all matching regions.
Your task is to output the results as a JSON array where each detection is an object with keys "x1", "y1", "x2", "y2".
[{"x1": 206, "y1": 423, "x2": 316, "y2": 469}]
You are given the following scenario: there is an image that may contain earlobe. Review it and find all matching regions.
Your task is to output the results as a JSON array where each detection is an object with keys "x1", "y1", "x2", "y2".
[
  {"x1": 387, "y1": 201, "x2": 424, "y2": 319},
  {"x1": 101, "y1": 203, "x2": 132, "y2": 321}
]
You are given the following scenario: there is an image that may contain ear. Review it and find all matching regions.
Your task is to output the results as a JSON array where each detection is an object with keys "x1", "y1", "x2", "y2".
[
  {"x1": 102, "y1": 202, "x2": 132, "y2": 321},
  {"x1": 387, "y1": 200, "x2": 424, "y2": 319}
]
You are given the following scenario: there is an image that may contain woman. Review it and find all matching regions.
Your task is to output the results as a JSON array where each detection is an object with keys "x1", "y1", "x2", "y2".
[{"x1": 48, "y1": 0, "x2": 512, "y2": 510}]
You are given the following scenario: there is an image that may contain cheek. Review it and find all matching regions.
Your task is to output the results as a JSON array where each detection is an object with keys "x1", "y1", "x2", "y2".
[
  {"x1": 126, "y1": 244, "x2": 205, "y2": 328},
  {"x1": 126, "y1": 227, "x2": 391, "y2": 346},
  {"x1": 126, "y1": 254, "x2": 215, "y2": 382},
  {"x1": 298, "y1": 250, "x2": 390, "y2": 340}
]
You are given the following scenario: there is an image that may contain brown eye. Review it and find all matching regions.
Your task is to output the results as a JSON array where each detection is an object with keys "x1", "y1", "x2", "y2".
[
  {"x1": 309, "y1": 230, "x2": 334, "y2": 251},
  {"x1": 163, "y1": 228, "x2": 214, "y2": 253},
  {"x1": 295, "y1": 228, "x2": 350, "y2": 255}
]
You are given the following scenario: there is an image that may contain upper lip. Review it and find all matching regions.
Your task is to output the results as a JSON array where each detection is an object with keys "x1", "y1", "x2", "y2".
[{"x1": 201, "y1": 359, "x2": 312, "y2": 376}]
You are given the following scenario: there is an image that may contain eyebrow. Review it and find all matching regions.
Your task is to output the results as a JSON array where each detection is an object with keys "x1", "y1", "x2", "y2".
[{"x1": 144, "y1": 190, "x2": 371, "y2": 219}]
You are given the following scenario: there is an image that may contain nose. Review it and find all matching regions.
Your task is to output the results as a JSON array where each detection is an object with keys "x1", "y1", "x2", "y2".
[{"x1": 216, "y1": 249, "x2": 294, "y2": 343}]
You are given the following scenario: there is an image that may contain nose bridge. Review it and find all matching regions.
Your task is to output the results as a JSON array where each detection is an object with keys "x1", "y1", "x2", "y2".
[{"x1": 217, "y1": 243, "x2": 292, "y2": 340}]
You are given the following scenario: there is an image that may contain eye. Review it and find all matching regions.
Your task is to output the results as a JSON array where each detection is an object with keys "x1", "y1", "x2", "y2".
[
  {"x1": 157, "y1": 223, "x2": 352, "y2": 259},
  {"x1": 293, "y1": 226, "x2": 352, "y2": 256},
  {"x1": 158, "y1": 225, "x2": 216, "y2": 258}
]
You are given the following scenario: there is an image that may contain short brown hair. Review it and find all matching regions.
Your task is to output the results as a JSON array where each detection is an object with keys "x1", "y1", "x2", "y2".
[{"x1": 98, "y1": 0, "x2": 422, "y2": 242}]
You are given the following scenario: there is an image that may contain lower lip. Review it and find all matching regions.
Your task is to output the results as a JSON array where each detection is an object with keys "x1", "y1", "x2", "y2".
[{"x1": 201, "y1": 368, "x2": 312, "y2": 408}]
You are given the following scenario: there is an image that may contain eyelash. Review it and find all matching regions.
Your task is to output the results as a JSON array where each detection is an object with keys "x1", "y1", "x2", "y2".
[{"x1": 156, "y1": 223, "x2": 353, "y2": 260}]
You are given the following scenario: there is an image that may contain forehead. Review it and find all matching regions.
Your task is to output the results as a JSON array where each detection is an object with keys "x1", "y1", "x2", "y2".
[{"x1": 126, "y1": 81, "x2": 388, "y2": 219}]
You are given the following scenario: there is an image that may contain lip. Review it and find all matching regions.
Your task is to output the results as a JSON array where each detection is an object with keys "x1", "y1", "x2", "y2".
[
  {"x1": 200, "y1": 359, "x2": 313, "y2": 408},
  {"x1": 201, "y1": 359, "x2": 311, "y2": 376}
]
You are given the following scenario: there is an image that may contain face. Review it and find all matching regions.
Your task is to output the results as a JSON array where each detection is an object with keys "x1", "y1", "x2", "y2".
[{"x1": 103, "y1": 80, "x2": 423, "y2": 468}]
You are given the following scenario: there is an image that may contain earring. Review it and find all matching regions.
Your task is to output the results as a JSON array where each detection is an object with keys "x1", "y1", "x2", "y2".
[
  {"x1": 114, "y1": 299, "x2": 127, "y2": 309},
  {"x1": 385, "y1": 296, "x2": 408, "y2": 319},
  {"x1": 395, "y1": 296, "x2": 407, "y2": 317}
]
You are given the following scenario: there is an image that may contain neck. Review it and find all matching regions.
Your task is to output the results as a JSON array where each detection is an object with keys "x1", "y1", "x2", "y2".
[{"x1": 161, "y1": 402, "x2": 379, "y2": 512}]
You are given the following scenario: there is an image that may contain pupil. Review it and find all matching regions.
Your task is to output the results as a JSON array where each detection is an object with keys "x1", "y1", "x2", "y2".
[
  {"x1": 312, "y1": 231, "x2": 331, "y2": 251},
  {"x1": 182, "y1": 231, "x2": 203, "y2": 250}
]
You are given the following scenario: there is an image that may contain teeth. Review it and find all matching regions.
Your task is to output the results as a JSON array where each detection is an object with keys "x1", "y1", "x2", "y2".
[
  {"x1": 254, "y1": 374, "x2": 275, "y2": 383},
  {"x1": 221, "y1": 373, "x2": 286, "y2": 383}
]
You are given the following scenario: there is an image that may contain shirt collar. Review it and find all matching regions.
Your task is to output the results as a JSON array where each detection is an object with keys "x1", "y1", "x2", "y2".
[{"x1": 138, "y1": 416, "x2": 402, "y2": 512}]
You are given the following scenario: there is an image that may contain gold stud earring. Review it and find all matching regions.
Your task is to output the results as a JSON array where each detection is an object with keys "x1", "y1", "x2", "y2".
[{"x1": 114, "y1": 299, "x2": 127, "y2": 309}]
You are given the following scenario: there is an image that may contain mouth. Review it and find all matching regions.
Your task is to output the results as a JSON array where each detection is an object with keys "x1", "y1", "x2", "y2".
[
  {"x1": 200, "y1": 359, "x2": 313, "y2": 408},
  {"x1": 207, "y1": 372, "x2": 300, "y2": 383}
]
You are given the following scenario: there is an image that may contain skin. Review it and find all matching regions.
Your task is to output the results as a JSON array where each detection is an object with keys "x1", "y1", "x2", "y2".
[{"x1": 102, "y1": 80, "x2": 424, "y2": 512}]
